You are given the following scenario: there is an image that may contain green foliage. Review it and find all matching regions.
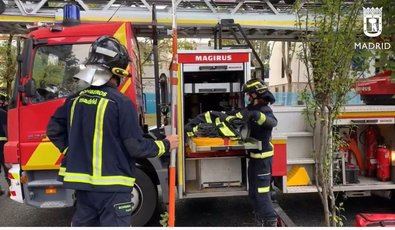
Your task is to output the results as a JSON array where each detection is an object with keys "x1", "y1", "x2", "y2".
[
  {"x1": 296, "y1": 0, "x2": 367, "y2": 226},
  {"x1": 138, "y1": 38, "x2": 197, "y2": 69},
  {"x1": 0, "y1": 35, "x2": 17, "y2": 95},
  {"x1": 32, "y1": 53, "x2": 64, "y2": 88}
]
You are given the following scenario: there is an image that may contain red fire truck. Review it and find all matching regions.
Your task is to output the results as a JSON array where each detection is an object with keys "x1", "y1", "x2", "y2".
[
  {"x1": 4, "y1": 21, "x2": 172, "y2": 226},
  {"x1": 4, "y1": 11, "x2": 395, "y2": 227},
  {"x1": 356, "y1": 70, "x2": 395, "y2": 105}
]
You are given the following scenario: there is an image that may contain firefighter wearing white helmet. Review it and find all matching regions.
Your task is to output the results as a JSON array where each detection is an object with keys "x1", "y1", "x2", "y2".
[
  {"x1": 47, "y1": 36, "x2": 178, "y2": 226},
  {"x1": 237, "y1": 78, "x2": 278, "y2": 226}
]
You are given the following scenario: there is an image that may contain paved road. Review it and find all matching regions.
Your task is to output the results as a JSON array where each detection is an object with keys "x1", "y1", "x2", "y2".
[{"x1": 1, "y1": 173, "x2": 394, "y2": 227}]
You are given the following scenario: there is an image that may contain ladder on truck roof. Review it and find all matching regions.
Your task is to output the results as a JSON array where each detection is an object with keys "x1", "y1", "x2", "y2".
[
  {"x1": 0, "y1": 0, "x2": 372, "y2": 39},
  {"x1": 214, "y1": 18, "x2": 266, "y2": 78}
]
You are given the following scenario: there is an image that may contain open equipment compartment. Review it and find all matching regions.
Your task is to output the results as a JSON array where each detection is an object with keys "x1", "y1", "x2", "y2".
[{"x1": 178, "y1": 50, "x2": 254, "y2": 197}]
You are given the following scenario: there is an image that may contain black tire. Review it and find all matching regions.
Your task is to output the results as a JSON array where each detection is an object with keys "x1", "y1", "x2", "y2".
[{"x1": 131, "y1": 167, "x2": 157, "y2": 226}]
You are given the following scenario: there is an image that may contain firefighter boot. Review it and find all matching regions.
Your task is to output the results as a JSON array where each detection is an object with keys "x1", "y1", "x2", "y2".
[
  {"x1": 255, "y1": 213, "x2": 277, "y2": 227},
  {"x1": 260, "y1": 218, "x2": 278, "y2": 227}
]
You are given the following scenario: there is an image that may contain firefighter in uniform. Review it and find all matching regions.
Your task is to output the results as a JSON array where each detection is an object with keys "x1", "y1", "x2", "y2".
[
  {"x1": 47, "y1": 36, "x2": 178, "y2": 226},
  {"x1": 239, "y1": 78, "x2": 278, "y2": 227}
]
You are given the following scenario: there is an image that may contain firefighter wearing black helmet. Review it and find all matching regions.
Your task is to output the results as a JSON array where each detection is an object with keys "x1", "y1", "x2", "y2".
[
  {"x1": 238, "y1": 78, "x2": 278, "y2": 227},
  {"x1": 46, "y1": 36, "x2": 178, "y2": 226}
]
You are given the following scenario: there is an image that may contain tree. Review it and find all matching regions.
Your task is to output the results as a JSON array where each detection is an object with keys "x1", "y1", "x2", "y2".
[
  {"x1": 0, "y1": 34, "x2": 17, "y2": 95},
  {"x1": 295, "y1": 0, "x2": 367, "y2": 226},
  {"x1": 138, "y1": 38, "x2": 197, "y2": 70},
  {"x1": 281, "y1": 41, "x2": 296, "y2": 92}
]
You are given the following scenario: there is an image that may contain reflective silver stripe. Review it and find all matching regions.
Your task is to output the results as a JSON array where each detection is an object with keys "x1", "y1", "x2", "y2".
[
  {"x1": 96, "y1": 46, "x2": 117, "y2": 57},
  {"x1": 258, "y1": 186, "x2": 270, "y2": 193},
  {"x1": 205, "y1": 111, "x2": 212, "y2": 124},
  {"x1": 92, "y1": 98, "x2": 109, "y2": 176},
  {"x1": 155, "y1": 140, "x2": 166, "y2": 157},
  {"x1": 257, "y1": 173, "x2": 271, "y2": 177},
  {"x1": 63, "y1": 172, "x2": 135, "y2": 187},
  {"x1": 0, "y1": 137, "x2": 7, "y2": 141},
  {"x1": 256, "y1": 112, "x2": 266, "y2": 125}
]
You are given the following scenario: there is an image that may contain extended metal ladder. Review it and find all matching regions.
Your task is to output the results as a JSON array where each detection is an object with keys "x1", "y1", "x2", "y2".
[{"x1": 0, "y1": 0, "x2": 334, "y2": 38}]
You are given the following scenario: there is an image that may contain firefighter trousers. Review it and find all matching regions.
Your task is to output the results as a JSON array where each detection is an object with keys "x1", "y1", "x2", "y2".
[
  {"x1": 72, "y1": 190, "x2": 133, "y2": 226},
  {"x1": 248, "y1": 157, "x2": 277, "y2": 223}
]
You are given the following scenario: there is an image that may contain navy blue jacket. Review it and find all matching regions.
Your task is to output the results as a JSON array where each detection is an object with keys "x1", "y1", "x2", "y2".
[
  {"x1": 245, "y1": 104, "x2": 277, "y2": 158},
  {"x1": 47, "y1": 85, "x2": 169, "y2": 192}
]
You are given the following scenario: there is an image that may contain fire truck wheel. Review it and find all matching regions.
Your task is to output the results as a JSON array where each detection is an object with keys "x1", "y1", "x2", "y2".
[{"x1": 131, "y1": 167, "x2": 157, "y2": 226}]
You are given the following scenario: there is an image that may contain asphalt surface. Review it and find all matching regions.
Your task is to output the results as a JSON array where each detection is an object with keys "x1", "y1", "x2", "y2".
[{"x1": 1, "y1": 172, "x2": 395, "y2": 227}]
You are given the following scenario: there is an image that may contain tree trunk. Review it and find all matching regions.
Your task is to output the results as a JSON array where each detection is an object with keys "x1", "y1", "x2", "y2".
[{"x1": 319, "y1": 107, "x2": 331, "y2": 226}]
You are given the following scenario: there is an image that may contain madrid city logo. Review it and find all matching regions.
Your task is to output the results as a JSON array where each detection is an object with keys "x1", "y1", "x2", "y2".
[
  {"x1": 363, "y1": 7, "x2": 382, "y2": 37},
  {"x1": 355, "y1": 7, "x2": 391, "y2": 50}
]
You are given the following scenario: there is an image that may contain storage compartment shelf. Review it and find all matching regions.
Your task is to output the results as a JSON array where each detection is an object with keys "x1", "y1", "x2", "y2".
[
  {"x1": 285, "y1": 177, "x2": 395, "y2": 193},
  {"x1": 188, "y1": 137, "x2": 261, "y2": 153},
  {"x1": 184, "y1": 180, "x2": 248, "y2": 198},
  {"x1": 334, "y1": 176, "x2": 395, "y2": 191}
]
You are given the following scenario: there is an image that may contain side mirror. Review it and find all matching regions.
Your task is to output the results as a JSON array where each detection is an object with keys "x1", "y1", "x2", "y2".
[{"x1": 24, "y1": 79, "x2": 36, "y2": 98}]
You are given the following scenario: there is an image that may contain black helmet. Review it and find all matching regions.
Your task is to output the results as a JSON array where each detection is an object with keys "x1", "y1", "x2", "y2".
[
  {"x1": 242, "y1": 78, "x2": 275, "y2": 104},
  {"x1": 86, "y1": 36, "x2": 130, "y2": 76}
]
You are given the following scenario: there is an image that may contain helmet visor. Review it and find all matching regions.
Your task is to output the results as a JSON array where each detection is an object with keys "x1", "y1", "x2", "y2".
[{"x1": 73, "y1": 65, "x2": 112, "y2": 86}]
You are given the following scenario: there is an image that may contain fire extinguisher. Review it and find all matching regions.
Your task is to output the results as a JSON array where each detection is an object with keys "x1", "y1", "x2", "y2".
[
  {"x1": 364, "y1": 126, "x2": 379, "y2": 177},
  {"x1": 376, "y1": 145, "x2": 391, "y2": 181}
]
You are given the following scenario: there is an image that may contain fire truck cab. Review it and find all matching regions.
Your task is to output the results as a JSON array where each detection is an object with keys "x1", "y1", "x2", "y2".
[{"x1": 4, "y1": 22, "x2": 169, "y2": 226}]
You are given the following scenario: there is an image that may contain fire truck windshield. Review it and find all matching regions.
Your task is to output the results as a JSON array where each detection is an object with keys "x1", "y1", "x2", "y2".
[{"x1": 31, "y1": 44, "x2": 91, "y2": 103}]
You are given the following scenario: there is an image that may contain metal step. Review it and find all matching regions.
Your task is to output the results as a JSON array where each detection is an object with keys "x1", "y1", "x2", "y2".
[
  {"x1": 27, "y1": 179, "x2": 63, "y2": 188},
  {"x1": 285, "y1": 185, "x2": 319, "y2": 193},
  {"x1": 39, "y1": 200, "x2": 70, "y2": 208},
  {"x1": 287, "y1": 157, "x2": 315, "y2": 165}
]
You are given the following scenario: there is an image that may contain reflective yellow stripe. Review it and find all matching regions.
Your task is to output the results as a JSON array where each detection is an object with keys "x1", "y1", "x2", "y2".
[
  {"x1": 63, "y1": 172, "x2": 135, "y2": 187},
  {"x1": 92, "y1": 98, "x2": 109, "y2": 177},
  {"x1": 236, "y1": 112, "x2": 243, "y2": 119},
  {"x1": 215, "y1": 118, "x2": 236, "y2": 137},
  {"x1": 258, "y1": 186, "x2": 270, "y2": 193},
  {"x1": 193, "y1": 126, "x2": 198, "y2": 133},
  {"x1": 205, "y1": 111, "x2": 212, "y2": 124},
  {"x1": 155, "y1": 140, "x2": 166, "y2": 157},
  {"x1": 59, "y1": 167, "x2": 66, "y2": 176},
  {"x1": 187, "y1": 132, "x2": 194, "y2": 137},
  {"x1": 256, "y1": 112, "x2": 266, "y2": 125},
  {"x1": 246, "y1": 81, "x2": 261, "y2": 87},
  {"x1": 225, "y1": 116, "x2": 236, "y2": 122},
  {"x1": 0, "y1": 137, "x2": 7, "y2": 141},
  {"x1": 70, "y1": 96, "x2": 79, "y2": 127},
  {"x1": 250, "y1": 151, "x2": 274, "y2": 159}
]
